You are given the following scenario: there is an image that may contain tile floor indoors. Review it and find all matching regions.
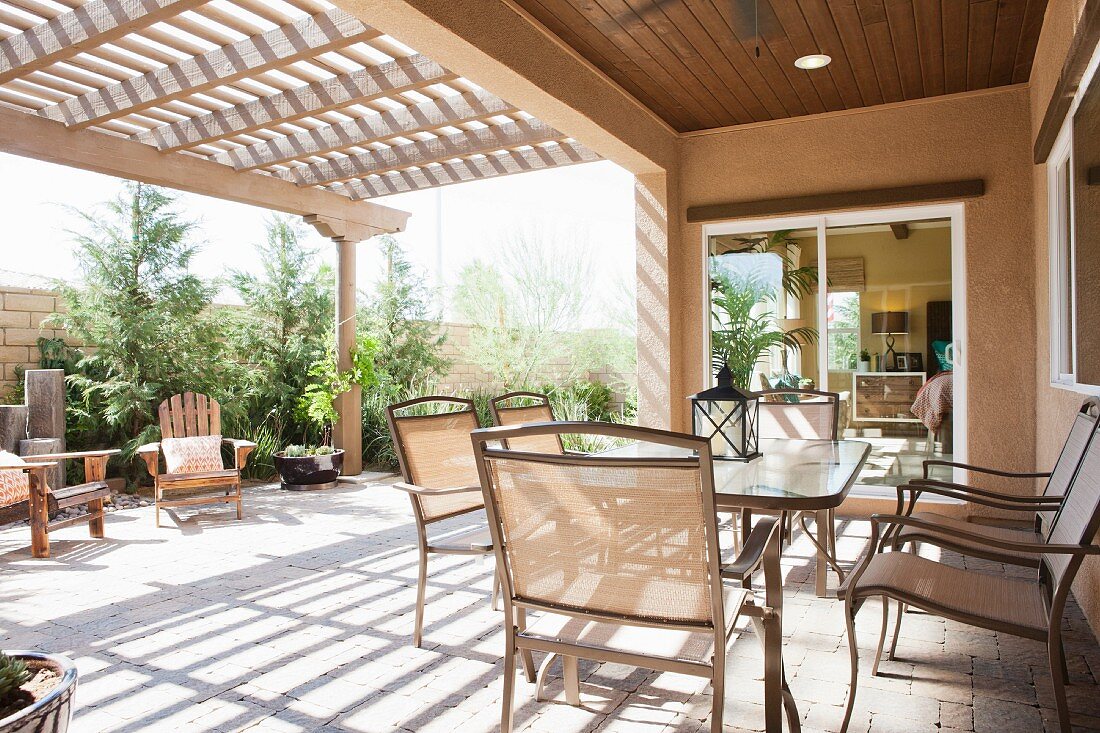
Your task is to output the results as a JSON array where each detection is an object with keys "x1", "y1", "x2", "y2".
[{"x1": 0, "y1": 477, "x2": 1096, "y2": 733}]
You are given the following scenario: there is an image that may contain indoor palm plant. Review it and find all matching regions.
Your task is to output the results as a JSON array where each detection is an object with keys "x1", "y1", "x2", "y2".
[{"x1": 710, "y1": 231, "x2": 819, "y2": 390}]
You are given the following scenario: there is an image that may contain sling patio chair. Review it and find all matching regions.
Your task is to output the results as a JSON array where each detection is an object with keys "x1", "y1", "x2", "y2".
[
  {"x1": 886, "y1": 396, "x2": 1100, "y2": 561},
  {"x1": 488, "y1": 391, "x2": 564, "y2": 454},
  {"x1": 472, "y1": 420, "x2": 798, "y2": 733},
  {"x1": 838, "y1": 415, "x2": 1100, "y2": 733},
  {"x1": 137, "y1": 393, "x2": 256, "y2": 528},
  {"x1": 386, "y1": 396, "x2": 533, "y2": 671}
]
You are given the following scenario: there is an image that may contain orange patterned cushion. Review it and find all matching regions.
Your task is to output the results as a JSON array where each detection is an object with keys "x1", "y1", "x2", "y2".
[
  {"x1": 0, "y1": 450, "x2": 28, "y2": 506},
  {"x1": 161, "y1": 435, "x2": 223, "y2": 474}
]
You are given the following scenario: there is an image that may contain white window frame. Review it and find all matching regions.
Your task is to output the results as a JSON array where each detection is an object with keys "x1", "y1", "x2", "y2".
[
  {"x1": 1048, "y1": 125, "x2": 1077, "y2": 388},
  {"x1": 1047, "y1": 37, "x2": 1100, "y2": 393}
]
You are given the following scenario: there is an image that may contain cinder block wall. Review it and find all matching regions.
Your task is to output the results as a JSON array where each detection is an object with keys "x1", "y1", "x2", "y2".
[
  {"x1": 0, "y1": 287, "x2": 75, "y2": 398},
  {"x1": 0, "y1": 288, "x2": 633, "y2": 404}
]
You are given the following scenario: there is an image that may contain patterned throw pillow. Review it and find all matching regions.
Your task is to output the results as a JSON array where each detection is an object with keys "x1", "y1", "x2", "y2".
[
  {"x1": 0, "y1": 450, "x2": 29, "y2": 506},
  {"x1": 161, "y1": 435, "x2": 224, "y2": 474}
]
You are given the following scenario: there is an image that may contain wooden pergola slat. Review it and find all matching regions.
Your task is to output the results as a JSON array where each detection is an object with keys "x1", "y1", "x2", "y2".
[
  {"x1": 135, "y1": 54, "x2": 456, "y2": 151},
  {"x1": 339, "y1": 140, "x2": 600, "y2": 199},
  {"x1": 215, "y1": 88, "x2": 518, "y2": 170},
  {"x1": 282, "y1": 118, "x2": 565, "y2": 186},
  {"x1": 0, "y1": 0, "x2": 209, "y2": 86},
  {"x1": 38, "y1": 8, "x2": 382, "y2": 128}
]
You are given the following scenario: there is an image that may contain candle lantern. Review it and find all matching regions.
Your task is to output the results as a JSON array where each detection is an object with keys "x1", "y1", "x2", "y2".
[{"x1": 688, "y1": 364, "x2": 761, "y2": 461}]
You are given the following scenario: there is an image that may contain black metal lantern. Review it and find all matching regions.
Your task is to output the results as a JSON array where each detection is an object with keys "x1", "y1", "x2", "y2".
[{"x1": 689, "y1": 364, "x2": 760, "y2": 461}]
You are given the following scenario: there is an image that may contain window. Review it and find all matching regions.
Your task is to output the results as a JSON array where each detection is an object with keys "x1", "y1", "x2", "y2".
[
  {"x1": 827, "y1": 291, "x2": 860, "y2": 371},
  {"x1": 1049, "y1": 130, "x2": 1076, "y2": 385}
]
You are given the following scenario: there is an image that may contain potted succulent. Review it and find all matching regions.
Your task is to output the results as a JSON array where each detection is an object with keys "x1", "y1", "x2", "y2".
[
  {"x1": 0, "y1": 650, "x2": 78, "y2": 733},
  {"x1": 858, "y1": 349, "x2": 872, "y2": 373},
  {"x1": 274, "y1": 338, "x2": 376, "y2": 491}
]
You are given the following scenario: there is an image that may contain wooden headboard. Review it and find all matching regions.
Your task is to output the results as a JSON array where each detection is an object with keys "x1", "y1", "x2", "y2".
[{"x1": 926, "y1": 300, "x2": 952, "y2": 377}]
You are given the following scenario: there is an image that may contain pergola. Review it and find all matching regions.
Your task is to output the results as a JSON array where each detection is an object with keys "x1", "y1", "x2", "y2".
[{"x1": 0, "y1": 0, "x2": 601, "y2": 472}]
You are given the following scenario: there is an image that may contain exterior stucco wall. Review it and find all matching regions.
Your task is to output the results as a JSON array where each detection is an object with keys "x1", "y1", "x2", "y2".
[
  {"x1": 675, "y1": 88, "x2": 1038, "y2": 486},
  {"x1": 1029, "y1": 0, "x2": 1099, "y2": 629}
]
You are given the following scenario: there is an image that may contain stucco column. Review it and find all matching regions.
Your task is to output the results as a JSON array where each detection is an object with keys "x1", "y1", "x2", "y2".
[
  {"x1": 635, "y1": 171, "x2": 680, "y2": 431},
  {"x1": 333, "y1": 235, "x2": 363, "y2": 475}
]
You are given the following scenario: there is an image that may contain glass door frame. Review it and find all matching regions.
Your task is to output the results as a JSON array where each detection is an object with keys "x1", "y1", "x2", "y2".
[{"x1": 701, "y1": 203, "x2": 968, "y2": 472}]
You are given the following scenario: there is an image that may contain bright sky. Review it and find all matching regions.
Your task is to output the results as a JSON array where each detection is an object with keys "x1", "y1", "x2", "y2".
[{"x1": 0, "y1": 153, "x2": 636, "y2": 324}]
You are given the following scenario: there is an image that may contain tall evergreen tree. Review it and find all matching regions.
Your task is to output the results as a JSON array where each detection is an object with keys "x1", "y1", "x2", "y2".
[{"x1": 55, "y1": 182, "x2": 227, "y2": 455}]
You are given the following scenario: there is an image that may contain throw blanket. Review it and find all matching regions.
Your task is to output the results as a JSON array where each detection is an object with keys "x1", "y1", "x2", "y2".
[{"x1": 911, "y1": 371, "x2": 953, "y2": 433}]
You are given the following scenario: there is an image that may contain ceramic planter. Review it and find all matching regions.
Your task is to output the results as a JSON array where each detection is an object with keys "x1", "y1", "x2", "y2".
[
  {"x1": 274, "y1": 449, "x2": 345, "y2": 491},
  {"x1": 0, "y1": 651, "x2": 77, "y2": 733}
]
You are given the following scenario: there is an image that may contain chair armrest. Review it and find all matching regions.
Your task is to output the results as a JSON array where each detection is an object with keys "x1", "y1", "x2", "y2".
[
  {"x1": 722, "y1": 516, "x2": 781, "y2": 582},
  {"x1": 870, "y1": 513, "x2": 1100, "y2": 556},
  {"x1": 0, "y1": 463, "x2": 54, "y2": 472},
  {"x1": 895, "y1": 482, "x2": 1059, "y2": 512},
  {"x1": 24, "y1": 449, "x2": 121, "y2": 461},
  {"x1": 923, "y1": 459, "x2": 1051, "y2": 480},
  {"x1": 902, "y1": 480, "x2": 1063, "y2": 504},
  {"x1": 223, "y1": 438, "x2": 257, "y2": 471},
  {"x1": 136, "y1": 442, "x2": 160, "y2": 478},
  {"x1": 392, "y1": 481, "x2": 483, "y2": 497}
]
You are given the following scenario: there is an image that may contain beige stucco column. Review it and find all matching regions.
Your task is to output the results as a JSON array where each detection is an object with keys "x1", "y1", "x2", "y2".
[
  {"x1": 333, "y1": 235, "x2": 362, "y2": 475},
  {"x1": 635, "y1": 171, "x2": 681, "y2": 432},
  {"x1": 305, "y1": 215, "x2": 372, "y2": 476}
]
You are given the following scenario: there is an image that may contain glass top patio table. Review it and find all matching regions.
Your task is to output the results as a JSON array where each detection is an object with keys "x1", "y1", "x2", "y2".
[{"x1": 601, "y1": 438, "x2": 871, "y2": 512}]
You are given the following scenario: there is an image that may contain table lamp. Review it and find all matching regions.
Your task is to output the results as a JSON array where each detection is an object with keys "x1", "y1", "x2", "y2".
[{"x1": 871, "y1": 311, "x2": 909, "y2": 371}]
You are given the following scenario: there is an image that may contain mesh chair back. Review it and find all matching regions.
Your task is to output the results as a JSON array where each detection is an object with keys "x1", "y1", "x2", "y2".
[
  {"x1": 490, "y1": 393, "x2": 563, "y2": 454},
  {"x1": 757, "y1": 390, "x2": 840, "y2": 441},
  {"x1": 1039, "y1": 399, "x2": 1100, "y2": 532},
  {"x1": 388, "y1": 398, "x2": 482, "y2": 522},
  {"x1": 1044, "y1": 420, "x2": 1100, "y2": 588},
  {"x1": 478, "y1": 423, "x2": 722, "y2": 627}
]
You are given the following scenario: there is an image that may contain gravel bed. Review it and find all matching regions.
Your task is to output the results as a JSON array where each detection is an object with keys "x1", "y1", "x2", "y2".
[{"x1": 0, "y1": 492, "x2": 149, "y2": 531}]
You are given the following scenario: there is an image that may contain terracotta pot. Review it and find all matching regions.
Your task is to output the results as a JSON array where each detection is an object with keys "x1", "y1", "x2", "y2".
[
  {"x1": 274, "y1": 449, "x2": 345, "y2": 491},
  {"x1": 0, "y1": 651, "x2": 77, "y2": 733}
]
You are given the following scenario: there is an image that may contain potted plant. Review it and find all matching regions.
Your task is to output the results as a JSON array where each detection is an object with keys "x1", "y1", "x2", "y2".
[
  {"x1": 0, "y1": 650, "x2": 78, "y2": 733},
  {"x1": 858, "y1": 349, "x2": 872, "y2": 373},
  {"x1": 274, "y1": 337, "x2": 377, "y2": 490}
]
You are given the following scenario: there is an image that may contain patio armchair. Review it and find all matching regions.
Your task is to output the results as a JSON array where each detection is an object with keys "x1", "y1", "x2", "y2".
[
  {"x1": 137, "y1": 393, "x2": 255, "y2": 528},
  {"x1": 0, "y1": 448, "x2": 120, "y2": 558},
  {"x1": 387, "y1": 397, "x2": 530, "y2": 663},
  {"x1": 489, "y1": 391, "x2": 564, "y2": 454},
  {"x1": 887, "y1": 396, "x2": 1100, "y2": 563},
  {"x1": 838, "y1": 421, "x2": 1100, "y2": 733},
  {"x1": 472, "y1": 420, "x2": 798, "y2": 733}
]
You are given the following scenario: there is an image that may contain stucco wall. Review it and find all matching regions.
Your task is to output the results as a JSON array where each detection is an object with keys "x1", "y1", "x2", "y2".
[
  {"x1": 1029, "y1": 0, "x2": 1099, "y2": 629},
  {"x1": 675, "y1": 88, "x2": 1038, "y2": 488}
]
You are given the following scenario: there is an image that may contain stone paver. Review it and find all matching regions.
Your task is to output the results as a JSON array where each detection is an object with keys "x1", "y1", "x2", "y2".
[{"x1": 1, "y1": 482, "x2": 1098, "y2": 732}]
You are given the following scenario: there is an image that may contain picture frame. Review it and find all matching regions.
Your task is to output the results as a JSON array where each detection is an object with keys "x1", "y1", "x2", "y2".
[
  {"x1": 895, "y1": 354, "x2": 909, "y2": 371},
  {"x1": 907, "y1": 352, "x2": 924, "y2": 373}
]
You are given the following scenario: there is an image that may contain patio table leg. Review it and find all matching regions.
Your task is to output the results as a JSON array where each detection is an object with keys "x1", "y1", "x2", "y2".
[{"x1": 816, "y1": 510, "x2": 828, "y2": 597}]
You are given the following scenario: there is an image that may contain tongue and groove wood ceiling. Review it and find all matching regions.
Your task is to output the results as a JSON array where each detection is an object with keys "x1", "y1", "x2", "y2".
[
  {"x1": 0, "y1": 0, "x2": 599, "y2": 201},
  {"x1": 510, "y1": 0, "x2": 1049, "y2": 132}
]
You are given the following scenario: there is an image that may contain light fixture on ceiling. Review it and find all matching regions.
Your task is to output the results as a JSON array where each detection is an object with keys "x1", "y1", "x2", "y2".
[{"x1": 795, "y1": 54, "x2": 832, "y2": 70}]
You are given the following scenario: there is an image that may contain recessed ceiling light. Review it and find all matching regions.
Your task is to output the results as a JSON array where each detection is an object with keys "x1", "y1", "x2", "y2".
[{"x1": 795, "y1": 54, "x2": 832, "y2": 70}]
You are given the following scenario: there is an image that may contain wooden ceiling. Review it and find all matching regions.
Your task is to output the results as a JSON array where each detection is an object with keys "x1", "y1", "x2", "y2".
[
  {"x1": 0, "y1": 0, "x2": 600, "y2": 202},
  {"x1": 511, "y1": 0, "x2": 1049, "y2": 132}
]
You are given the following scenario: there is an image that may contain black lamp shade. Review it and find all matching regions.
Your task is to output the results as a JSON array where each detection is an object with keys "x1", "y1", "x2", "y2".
[
  {"x1": 871, "y1": 311, "x2": 909, "y2": 335},
  {"x1": 689, "y1": 364, "x2": 761, "y2": 461}
]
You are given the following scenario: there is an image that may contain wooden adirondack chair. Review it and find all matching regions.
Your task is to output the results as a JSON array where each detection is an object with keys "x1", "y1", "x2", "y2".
[{"x1": 137, "y1": 393, "x2": 255, "y2": 527}]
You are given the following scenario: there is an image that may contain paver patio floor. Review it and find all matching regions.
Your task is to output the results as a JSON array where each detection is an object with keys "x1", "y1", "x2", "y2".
[{"x1": 1, "y1": 477, "x2": 1098, "y2": 733}]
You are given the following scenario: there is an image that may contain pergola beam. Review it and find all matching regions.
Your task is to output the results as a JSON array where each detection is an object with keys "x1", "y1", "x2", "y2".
[
  {"x1": 282, "y1": 118, "x2": 564, "y2": 186},
  {"x1": 135, "y1": 54, "x2": 456, "y2": 152},
  {"x1": 39, "y1": 9, "x2": 382, "y2": 129},
  {"x1": 339, "y1": 140, "x2": 599, "y2": 199},
  {"x1": 0, "y1": 102, "x2": 408, "y2": 234},
  {"x1": 0, "y1": 0, "x2": 209, "y2": 86},
  {"x1": 215, "y1": 88, "x2": 517, "y2": 170}
]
